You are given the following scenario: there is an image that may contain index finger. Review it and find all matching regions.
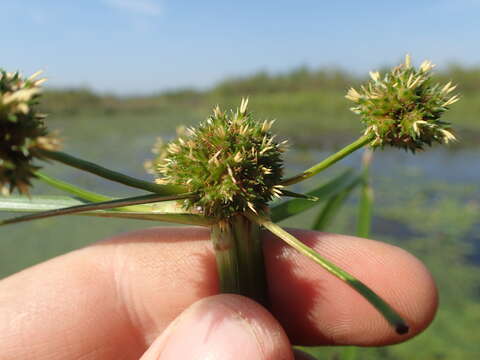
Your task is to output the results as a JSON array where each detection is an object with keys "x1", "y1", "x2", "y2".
[{"x1": 0, "y1": 227, "x2": 437, "y2": 359}]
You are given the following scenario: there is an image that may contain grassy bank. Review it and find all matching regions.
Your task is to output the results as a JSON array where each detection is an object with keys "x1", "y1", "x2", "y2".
[{"x1": 41, "y1": 65, "x2": 480, "y2": 148}]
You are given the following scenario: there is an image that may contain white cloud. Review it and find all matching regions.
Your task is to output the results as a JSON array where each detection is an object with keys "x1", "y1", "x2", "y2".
[{"x1": 103, "y1": 0, "x2": 163, "y2": 16}]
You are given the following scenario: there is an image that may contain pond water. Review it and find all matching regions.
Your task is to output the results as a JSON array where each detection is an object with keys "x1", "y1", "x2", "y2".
[
  {"x1": 57, "y1": 132, "x2": 480, "y2": 191},
  {"x1": 1, "y1": 135, "x2": 479, "y2": 277},
  {"x1": 286, "y1": 147, "x2": 480, "y2": 184}
]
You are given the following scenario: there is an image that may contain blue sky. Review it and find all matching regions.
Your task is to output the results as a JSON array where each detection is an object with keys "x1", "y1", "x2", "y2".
[{"x1": 3, "y1": 0, "x2": 479, "y2": 94}]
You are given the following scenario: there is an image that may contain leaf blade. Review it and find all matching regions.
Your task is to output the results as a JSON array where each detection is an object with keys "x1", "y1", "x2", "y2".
[
  {"x1": 271, "y1": 169, "x2": 361, "y2": 222},
  {"x1": 311, "y1": 178, "x2": 361, "y2": 231},
  {"x1": 0, "y1": 195, "x2": 214, "y2": 226},
  {"x1": 35, "y1": 172, "x2": 111, "y2": 202},
  {"x1": 248, "y1": 212, "x2": 409, "y2": 335},
  {"x1": 357, "y1": 150, "x2": 374, "y2": 238}
]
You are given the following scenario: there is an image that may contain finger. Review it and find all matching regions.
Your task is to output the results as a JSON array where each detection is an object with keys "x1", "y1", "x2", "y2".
[
  {"x1": 263, "y1": 229, "x2": 438, "y2": 345},
  {"x1": 0, "y1": 227, "x2": 216, "y2": 360},
  {"x1": 140, "y1": 294, "x2": 294, "y2": 360},
  {"x1": 0, "y1": 227, "x2": 437, "y2": 359}
]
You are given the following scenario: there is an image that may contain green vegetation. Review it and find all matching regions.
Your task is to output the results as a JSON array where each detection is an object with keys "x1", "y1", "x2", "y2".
[
  {"x1": 41, "y1": 64, "x2": 480, "y2": 148},
  {"x1": 301, "y1": 180, "x2": 480, "y2": 359},
  {"x1": 2, "y1": 172, "x2": 479, "y2": 359},
  {"x1": 1, "y1": 63, "x2": 479, "y2": 358}
]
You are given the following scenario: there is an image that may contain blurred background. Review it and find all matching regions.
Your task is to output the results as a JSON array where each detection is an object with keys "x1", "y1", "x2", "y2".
[{"x1": 1, "y1": 1, "x2": 479, "y2": 358}]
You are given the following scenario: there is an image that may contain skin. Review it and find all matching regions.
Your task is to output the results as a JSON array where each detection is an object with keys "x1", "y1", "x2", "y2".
[{"x1": 0, "y1": 227, "x2": 438, "y2": 359}]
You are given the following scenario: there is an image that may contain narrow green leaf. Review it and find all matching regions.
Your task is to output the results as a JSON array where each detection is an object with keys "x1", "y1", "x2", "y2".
[
  {"x1": 357, "y1": 150, "x2": 374, "y2": 238},
  {"x1": 35, "y1": 172, "x2": 111, "y2": 202},
  {"x1": 0, "y1": 195, "x2": 214, "y2": 226},
  {"x1": 248, "y1": 213, "x2": 409, "y2": 335},
  {"x1": 357, "y1": 180, "x2": 373, "y2": 238},
  {"x1": 81, "y1": 210, "x2": 215, "y2": 226},
  {"x1": 280, "y1": 190, "x2": 319, "y2": 201},
  {"x1": 0, "y1": 195, "x2": 86, "y2": 212},
  {"x1": 271, "y1": 169, "x2": 360, "y2": 223},
  {"x1": 0, "y1": 193, "x2": 196, "y2": 226},
  {"x1": 312, "y1": 179, "x2": 361, "y2": 231}
]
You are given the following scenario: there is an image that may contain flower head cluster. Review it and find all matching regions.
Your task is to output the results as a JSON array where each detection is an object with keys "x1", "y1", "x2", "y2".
[
  {"x1": 144, "y1": 126, "x2": 186, "y2": 175},
  {"x1": 155, "y1": 99, "x2": 286, "y2": 218},
  {"x1": 346, "y1": 55, "x2": 458, "y2": 152},
  {"x1": 0, "y1": 69, "x2": 60, "y2": 194}
]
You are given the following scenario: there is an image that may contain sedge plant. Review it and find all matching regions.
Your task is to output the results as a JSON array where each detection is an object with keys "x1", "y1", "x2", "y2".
[{"x1": 0, "y1": 55, "x2": 459, "y2": 337}]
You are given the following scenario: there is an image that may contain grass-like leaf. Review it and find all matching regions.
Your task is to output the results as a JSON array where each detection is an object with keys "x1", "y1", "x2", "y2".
[
  {"x1": 0, "y1": 194, "x2": 214, "y2": 226},
  {"x1": 357, "y1": 151, "x2": 374, "y2": 238},
  {"x1": 271, "y1": 169, "x2": 361, "y2": 222},
  {"x1": 280, "y1": 190, "x2": 319, "y2": 201},
  {"x1": 312, "y1": 178, "x2": 361, "y2": 231},
  {"x1": 35, "y1": 172, "x2": 111, "y2": 202},
  {"x1": 0, "y1": 196, "x2": 87, "y2": 212},
  {"x1": 248, "y1": 212, "x2": 409, "y2": 335}
]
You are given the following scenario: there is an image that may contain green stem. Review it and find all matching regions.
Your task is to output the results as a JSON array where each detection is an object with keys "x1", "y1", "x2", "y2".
[
  {"x1": 281, "y1": 134, "x2": 374, "y2": 186},
  {"x1": 38, "y1": 149, "x2": 186, "y2": 195},
  {"x1": 35, "y1": 172, "x2": 111, "y2": 202},
  {"x1": 35, "y1": 172, "x2": 180, "y2": 214},
  {"x1": 211, "y1": 221, "x2": 241, "y2": 294},
  {"x1": 357, "y1": 150, "x2": 374, "y2": 238},
  {"x1": 211, "y1": 215, "x2": 269, "y2": 306},
  {"x1": 248, "y1": 213, "x2": 409, "y2": 335},
  {"x1": 0, "y1": 192, "x2": 195, "y2": 226}
]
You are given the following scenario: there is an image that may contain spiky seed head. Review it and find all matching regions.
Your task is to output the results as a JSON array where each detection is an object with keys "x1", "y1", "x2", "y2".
[
  {"x1": 155, "y1": 100, "x2": 285, "y2": 218},
  {"x1": 0, "y1": 69, "x2": 60, "y2": 194},
  {"x1": 346, "y1": 55, "x2": 459, "y2": 152},
  {"x1": 144, "y1": 126, "x2": 187, "y2": 175},
  {"x1": 144, "y1": 137, "x2": 166, "y2": 175}
]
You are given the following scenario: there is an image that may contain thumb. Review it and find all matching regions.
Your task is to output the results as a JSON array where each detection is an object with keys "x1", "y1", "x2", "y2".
[{"x1": 140, "y1": 294, "x2": 295, "y2": 360}]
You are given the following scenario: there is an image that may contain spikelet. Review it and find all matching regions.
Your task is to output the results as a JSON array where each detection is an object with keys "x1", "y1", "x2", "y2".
[
  {"x1": 155, "y1": 99, "x2": 284, "y2": 218},
  {"x1": 0, "y1": 69, "x2": 60, "y2": 194},
  {"x1": 346, "y1": 55, "x2": 459, "y2": 152}
]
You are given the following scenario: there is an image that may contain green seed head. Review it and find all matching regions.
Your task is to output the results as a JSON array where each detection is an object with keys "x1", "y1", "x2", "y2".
[
  {"x1": 155, "y1": 99, "x2": 285, "y2": 218},
  {"x1": 144, "y1": 126, "x2": 186, "y2": 175},
  {"x1": 346, "y1": 55, "x2": 458, "y2": 152},
  {"x1": 0, "y1": 69, "x2": 60, "y2": 194}
]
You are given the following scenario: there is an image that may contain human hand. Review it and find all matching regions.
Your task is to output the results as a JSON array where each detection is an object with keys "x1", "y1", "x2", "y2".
[{"x1": 0, "y1": 227, "x2": 437, "y2": 359}]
